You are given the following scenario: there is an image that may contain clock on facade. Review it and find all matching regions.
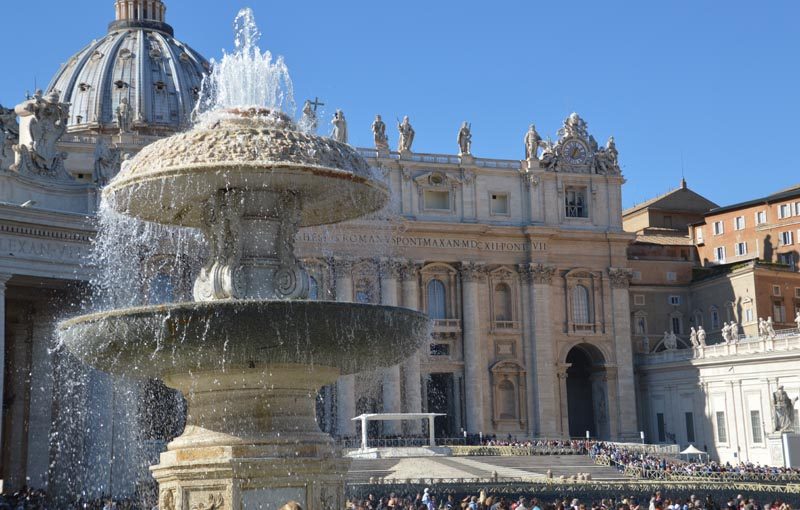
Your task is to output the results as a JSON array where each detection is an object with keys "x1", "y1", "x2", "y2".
[{"x1": 561, "y1": 140, "x2": 588, "y2": 165}]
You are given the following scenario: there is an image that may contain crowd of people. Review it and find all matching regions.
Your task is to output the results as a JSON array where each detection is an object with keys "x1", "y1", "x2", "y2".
[
  {"x1": 0, "y1": 487, "x2": 146, "y2": 510},
  {"x1": 346, "y1": 490, "x2": 795, "y2": 510},
  {"x1": 590, "y1": 442, "x2": 800, "y2": 480}
]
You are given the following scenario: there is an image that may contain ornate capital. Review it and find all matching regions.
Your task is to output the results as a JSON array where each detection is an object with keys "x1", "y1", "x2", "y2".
[
  {"x1": 378, "y1": 258, "x2": 403, "y2": 280},
  {"x1": 608, "y1": 267, "x2": 633, "y2": 289},
  {"x1": 524, "y1": 263, "x2": 555, "y2": 285},
  {"x1": 397, "y1": 260, "x2": 421, "y2": 282},
  {"x1": 0, "y1": 273, "x2": 12, "y2": 291},
  {"x1": 332, "y1": 257, "x2": 354, "y2": 277},
  {"x1": 459, "y1": 261, "x2": 487, "y2": 283}
]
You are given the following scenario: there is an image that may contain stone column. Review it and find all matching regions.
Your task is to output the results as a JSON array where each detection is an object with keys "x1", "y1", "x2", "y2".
[
  {"x1": 334, "y1": 258, "x2": 356, "y2": 437},
  {"x1": 0, "y1": 275, "x2": 11, "y2": 464},
  {"x1": 460, "y1": 261, "x2": 487, "y2": 433},
  {"x1": 608, "y1": 268, "x2": 638, "y2": 441},
  {"x1": 26, "y1": 303, "x2": 57, "y2": 489},
  {"x1": 529, "y1": 264, "x2": 558, "y2": 437},
  {"x1": 379, "y1": 259, "x2": 402, "y2": 435},
  {"x1": 556, "y1": 364, "x2": 570, "y2": 438},
  {"x1": 518, "y1": 265, "x2": 537, "y2": 436},
  {"x1": 399, "y1": 261, "x2": 422, "y2": 434},
  {"x1": 453, "y1": 374, "x2": 463, "y2": 433}
]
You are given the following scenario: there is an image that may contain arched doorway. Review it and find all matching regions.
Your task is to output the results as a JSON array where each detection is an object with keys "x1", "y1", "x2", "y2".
[{"x1": 565, "y1": 344, "x2": 609, "y2": 439}]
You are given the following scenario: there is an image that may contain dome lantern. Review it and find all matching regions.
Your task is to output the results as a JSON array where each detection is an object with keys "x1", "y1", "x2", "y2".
[{"x1": 110, "y1": 0, "x2": 173, "y2": 36}]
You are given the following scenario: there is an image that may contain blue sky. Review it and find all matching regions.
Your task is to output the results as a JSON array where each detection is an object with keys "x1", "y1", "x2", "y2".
[{"x1": 1, "y1": 0, "x2": 797, "y2": 209}]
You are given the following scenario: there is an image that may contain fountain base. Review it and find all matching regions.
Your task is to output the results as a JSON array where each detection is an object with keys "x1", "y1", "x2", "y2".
[{"x1": 152, "y1": 365, "x2": 347, "y2": 510}]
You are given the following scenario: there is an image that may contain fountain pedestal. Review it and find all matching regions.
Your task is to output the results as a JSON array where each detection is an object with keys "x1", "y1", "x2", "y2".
[{"x1": 153, "y1": 365, "x2": 346, "y2": 510}]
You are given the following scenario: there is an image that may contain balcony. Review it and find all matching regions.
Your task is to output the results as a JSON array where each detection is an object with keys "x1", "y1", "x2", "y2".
[
  {"x1": 492, "y1": 320, "x2": 521, "y2": 331},
  {"x1": 433, "y1": 318, "x2": 461, "y2": 333}
]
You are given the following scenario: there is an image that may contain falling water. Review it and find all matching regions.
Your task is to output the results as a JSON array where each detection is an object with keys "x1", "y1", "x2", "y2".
[{"x1": 194, "y1": 8, "x2": 295, "y2": 121}]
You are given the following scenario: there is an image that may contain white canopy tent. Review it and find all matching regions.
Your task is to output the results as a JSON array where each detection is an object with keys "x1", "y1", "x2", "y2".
[
  {"x1": 352, "y1": 413, "x2": 446, "y2": 450},
  {"x1": 679, "y1": 444, "x2": 708, "y2": 462}
]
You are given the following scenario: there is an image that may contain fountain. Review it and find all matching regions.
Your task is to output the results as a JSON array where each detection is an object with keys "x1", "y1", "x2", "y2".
[{"x1": 58, "y1": 9, "x2": 430, "y2": 510}]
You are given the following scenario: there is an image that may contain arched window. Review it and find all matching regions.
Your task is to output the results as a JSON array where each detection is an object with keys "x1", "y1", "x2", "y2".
[
  {"x1": 308, "y1": 276, "x2": 319, "y2": 300},
  {"x1": 148, "y1": 273, "x2": 173, "y2": 305},
  {"x1": 498, "y1": 379, "x2": 516, "y2": 419},
  {"x1": 494, "y1": 283, "x2": 512, "y2": 321},
  {"x1": 426, "y1": 279, "x2": 446, "y2": 319},
  {"x1": 572, "y1": 285, "x2": 590, "y2": 324}
]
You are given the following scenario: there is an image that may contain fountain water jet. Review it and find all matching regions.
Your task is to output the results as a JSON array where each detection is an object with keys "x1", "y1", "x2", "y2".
[{"x1": 59, "y1": 9, "x2": 430, "y2": 509}]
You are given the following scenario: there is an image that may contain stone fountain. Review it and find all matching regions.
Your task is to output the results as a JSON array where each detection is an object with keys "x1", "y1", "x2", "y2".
[{"x1": 58, "y1": 10, "x2": 430, "y2": 510}]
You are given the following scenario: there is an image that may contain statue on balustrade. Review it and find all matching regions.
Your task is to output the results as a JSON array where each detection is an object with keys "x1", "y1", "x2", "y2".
[
  {"x1": 773, "y1": 385, "x2": 799, "y2": 432},
  {"x1": 299, "y1": 100, "x2": 318, "y2": 133},
  {"x1": 371, "y1": 115, "x2": 389, "y2": 151},
  {"x1": 457, "y1": 121, "x2": 472, "y2": 155},
  {"x1": 116, "y1": 97, "x2": 132, "y2": 134},
  {"x1": 697, "y1": 325, "x2": 707, "y2": 346},
  {"x1": 331, "y1": 109, "x2": 348, "y2": 144},
  {"x1": 397, "y1": 116, "x2": 415, "y2": 152},
  {"x1": 593, "y1": 136, "x2": 621, "y2": 175},
  {"x1": 795, "y1": 311, "x2": 800, "y2": 330},
  {"x1": 662, "y1": 331, "x2": 678, "y2": 350},
  {"x1": 766, "y1": 316, "x2": 777, "y2": 339},
  {"x1": 11, "y1": 90, "x2": 71, "y2": 179},
  {"x1": 0, "y1": 104, "x2": 19, "y2": 169},
  {"x1": 93, "y1": 138, "x2": 122, "y2": 187},
  {"x1": 689, "y1": 327, "x2": 699, "y2": 348},
  {"x1": 524, "y1": 124, "x2": 542, "y2": 160}
]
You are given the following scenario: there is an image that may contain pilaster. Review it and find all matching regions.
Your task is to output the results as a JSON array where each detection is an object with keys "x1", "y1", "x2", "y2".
[
  {"x1": 379, "y1": 258, "x2": 402, "y2": 435},
  {"x1": 0, "y1": 274, "x2": 11, "y2": 463},
  {"x1": 334, "y1": 258, "x2": 355, "y2": 436},
  {"x1": 529, "y1": 264, "x2": 559, "y2": 437},
  {"x1": 460, "y1": 261, "x2": 487, "y2": 433},
  {"x1": 608, "y1": 267, "x2": 638, "y2": 440},
  {"x1": 399, "y1": 260, "x2": 423, "y2": 433}
]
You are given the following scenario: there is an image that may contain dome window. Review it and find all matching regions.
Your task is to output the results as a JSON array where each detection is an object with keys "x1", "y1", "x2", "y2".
[
  {"x1": 154, "y1": 81, "x2": 167, "y2": 92},
  {"x1": 180, "y1": 52, "x2": 191, "y2": 63},
  {"x1": 91, "y1": 50, "x2": 104, "y2": 61},
  {"x1": 78, "y1": 83, "x2": 91, "y2": 92},
  {"x1": 149, "y1": 47, "x2": 163, "y2": 59},
  {"x1": 119, "y1": 49, "x2": 133, "y2": 60},
  {"x1": 114, "y1": 80, "x2": 128, "y2": 89}
]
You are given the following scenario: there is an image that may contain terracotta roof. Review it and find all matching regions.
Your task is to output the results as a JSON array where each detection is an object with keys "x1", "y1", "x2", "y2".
[
  {"x1": 634, "y1": 233, "x2": 694, "y2": 246},
  {"x1": 624, "y1": 181, "x2": 718, "y2": 217},
  {"x1": 707, "y1": 183, "x2": 800, "y2": 216}
]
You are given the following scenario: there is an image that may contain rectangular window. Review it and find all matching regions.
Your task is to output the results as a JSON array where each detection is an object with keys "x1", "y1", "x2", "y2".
[
  {"x1": 715, "y1": 246, "x2": 726, "y2": 262},
  {"x1": 685, "y1": 412, "x2": 695, "y2": 443},
  {"x1": 669, "y1": 295, "x2": 681, "y2": 306},
  {"x1": 490, "y1": 193, "x2": 509, "y2": 215},
  {"x1": 756, "y1": 211, "x2": 767, "y2": 225},
  {"x1": 632, "y1": 271, "x2": 642, "y2": 281},
  {"x1": 716, "y1": 411, "x2": 727, "y2": 443},
  {"x1": 713, "y1": 221, "x2": 724, "y2": 235},
  {"x1": 780, "y1": 204, "x2": 792, "y2": 219},
  {"x1": 657, "y1": 413, "x2": 666, "y2": 442},
  {"x1": 773, "y1": 285, "x2": 782, "y2": 296},
  {"x1": 751, "y1": 410, "x2": 763, "y2": 443},
  {"x1": 696, "y1": 227, "x2": 704, "y2": 243},
  {"x1": 565, "y1": 187, "x2": 588, "y2": 218},
  {"x1": 430, "y1": 343, "x2": 450, "y2": 356},
  {"x1": 666, "y1": 271, "x2": 677, "y2": 282},
  {"x1": 735, "y1": 242, "x2": 747, "y2": 256},
  {"x1": 745, "y1": 308, "x2": 754, "y2": 322},
  {"x1": 424, "y1": 190, "x2": 450, "y2": 211},
  {"x1": 735, "y1": 216, "x2": 745, "y2": 230},
  {"x1": 795, "y1": 202, "x2": 800, "y2": 216},
  {"x1": 780, "y1": 231, "x2": 794, "y2": 246},
  {"x1": 671, "y1": 316, "x2": 682, "y2": 334},
  {"x1": 774, "y1": 301, "x2": 786, "y2": 323},
  {"x1": 795, "y1": 288, "x2": 800, "y2": 299},
  {"x1": 634, "y1": 294, "x2": 645, "y2": 306}
]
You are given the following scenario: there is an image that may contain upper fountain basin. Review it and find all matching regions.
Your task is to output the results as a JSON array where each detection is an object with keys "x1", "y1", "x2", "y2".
[
  {"x1": 104, "y1": 111, "x2": 388, "y2": 228},
  {"x1": 58, "y1": 300, "x2": 431, "y2": 378}
]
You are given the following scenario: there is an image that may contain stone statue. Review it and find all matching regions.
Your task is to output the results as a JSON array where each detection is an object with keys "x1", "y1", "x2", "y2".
[
  {"x1": 663, "y1": 331, "x2": 677, "y2": 350},
  {"x1": 12, "y1": 90, "x2": 70, "y2": 178},
  {"x1": 397, "y1": 116, "x2": 415, "y2": 152},
  {"x1": 116, "y1": 97, "x2": 132, "y2": 134},
  {"x1": 524, "y1": 124, "x2": 542, "y2": 160},
  {"x1": 93, "y1": 138, "x2": 121, "y2": 187},
  {"x1": 766, "y1": 316, "x2": 777, "y2": 339},
  {"x1": 299, "y1": 100, "x2": 318, "y2": 133},
  {"x1": 689, "y1": 327, "x2": 699, "y2": 348},
  {"x1": 728, "y1": 322, "x2": 739, "y2": 343},
  {"x1": 539, "y1": 140, "x2": 557, "y2": 171},
  {"x1": 773, "y1": 385, "x2": 798, "y2": 432},
  {"x1": 330, "y1": 109, "x2": 348, "y2": 144},
  {"x1": 697, "y1": 325, "x2": 707, "y2": 346},
  {"x1": 371, "y1": 115, "x2": 388, "y2": 151},
  {"x1": 0, "y1": 105, "x2": 19, "y2": 168},
  {"x1": 759, "y1": 317, "x2": 767, "y2": 338},
  {"x1": 795, "y1": 311, "x2": 800, "y2": 330},
  {"x1": 721, "y1": 322, "x2": 731, "y2": 343},
  {"x1": 558, "y1": 112, "x2": 589, "y2": 140},
  {"x1": 457, "y1": 121, "x2": 472, "y2": 155},
  {"x1": 606, "y1": 136, "x2": 619, "y2": 166}
]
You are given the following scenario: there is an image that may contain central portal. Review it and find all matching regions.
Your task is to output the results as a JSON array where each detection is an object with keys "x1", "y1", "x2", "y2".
[{"x1": 566, "y1": 344, "x2": 610, "y2": 439}]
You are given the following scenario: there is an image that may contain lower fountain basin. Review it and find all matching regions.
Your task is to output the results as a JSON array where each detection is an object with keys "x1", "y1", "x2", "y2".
[{"x1": 58, "y1": 300, "x2": 430, "y2": 378}]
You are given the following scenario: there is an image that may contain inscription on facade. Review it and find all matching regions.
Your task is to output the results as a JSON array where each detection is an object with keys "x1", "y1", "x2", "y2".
[
  {"x1": 297, "y1": 231, "x2": 546, "y2": 253},
  {"x1": 0, "y1": 236, "x2": 89, "y2": 263}
]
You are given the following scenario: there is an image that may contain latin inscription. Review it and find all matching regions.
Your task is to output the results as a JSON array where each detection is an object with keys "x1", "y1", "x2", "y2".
[
  {"x1": 297, "y1": 231, "x2": 546, "y2": 253},
  {"x1": 0, "y1": 236, "x2": 89, "y2": 262}
]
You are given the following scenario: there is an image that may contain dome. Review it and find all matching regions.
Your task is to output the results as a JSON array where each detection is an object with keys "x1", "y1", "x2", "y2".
[{"x1": 46, "y1": 0, "x2": 209, "y2": 135}]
